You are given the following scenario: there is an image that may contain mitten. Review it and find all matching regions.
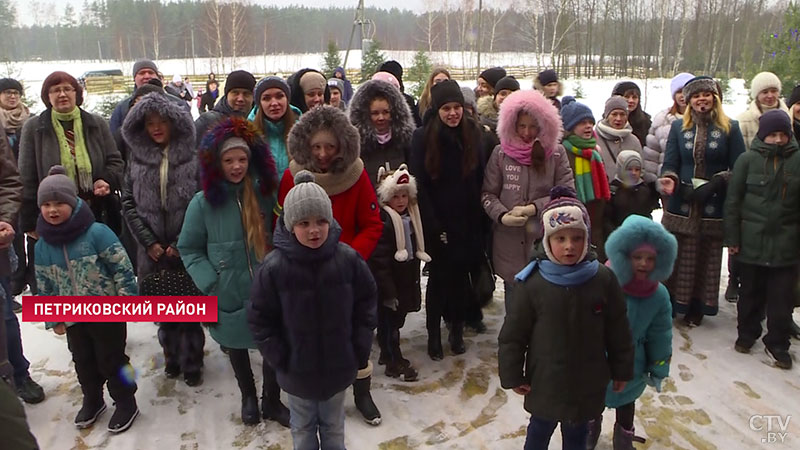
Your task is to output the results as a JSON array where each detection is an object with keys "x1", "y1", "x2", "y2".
[
  {"x1": 645, "y1": 375, "x2": 663, "y2": 393},
  {"x1": 501, "y1": 214, "x2": 527, "y2": 227}
]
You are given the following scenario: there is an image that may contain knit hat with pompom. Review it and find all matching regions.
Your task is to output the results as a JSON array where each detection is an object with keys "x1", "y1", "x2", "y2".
[{"x1": 283, "y1": 170, "x2": 333, "y2": 230}]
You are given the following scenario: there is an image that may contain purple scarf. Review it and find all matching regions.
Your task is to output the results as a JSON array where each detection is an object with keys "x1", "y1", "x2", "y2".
[
  {"x1": 623, "y1": 278, "x2": 659, "y2": 298},
  {"x1": 36, "y1": 199, "x2": 95, "y2": 246}
]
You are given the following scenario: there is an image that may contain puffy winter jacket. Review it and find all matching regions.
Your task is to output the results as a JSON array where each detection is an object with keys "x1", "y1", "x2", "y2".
[
  {"x1": 248, "y1": 218, "x2": 377, "y2": 401},
  {"x1": 737, "y1": 100, "x2": 790, "y2": 151},
  {"x1": 643, "y1": 108, "x2": 680, "y2": 182}
]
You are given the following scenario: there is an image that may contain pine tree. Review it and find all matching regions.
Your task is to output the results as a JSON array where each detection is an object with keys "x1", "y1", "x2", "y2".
[
  {"x1": 322, "y1": 40, "x2": 342, "y2": 78},
  {"x1": 760, "y1": 3, "x2": 800, "y2": 96},
  {"x1": 406, "y1": 50, "x2": 432, "y2": 99},
  {"x1": 360, "y1": 40, "x2": 386, "y2": 83}
]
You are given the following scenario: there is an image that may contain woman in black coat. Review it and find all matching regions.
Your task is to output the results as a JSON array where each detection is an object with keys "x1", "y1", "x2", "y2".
[
  {"x1": 408, "y1": 80, "x2": 488, "y2": 360},
  {"x1": 121, "y1": 91, "x2": 205, "y2": 386}
]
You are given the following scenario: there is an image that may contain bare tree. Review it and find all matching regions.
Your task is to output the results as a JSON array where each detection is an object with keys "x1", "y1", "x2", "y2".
[
  {"x1": 204, "y1": 0, "x2": 225, "y2": 74},
  {"x1": 487, "y1": 7, "x2": 509, "y2": 53},
  {"x1": 151, "y1": 1, "x2": 161, "y2": 60},
  {"x1": 228, "y1": 0, "x2": 248, "y2": 68},
  {"x1": 672, "y1": 0, "x2": 690, "y2": 73}
]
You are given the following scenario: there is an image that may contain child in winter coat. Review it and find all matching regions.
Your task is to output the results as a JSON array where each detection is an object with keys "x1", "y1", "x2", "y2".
[
  {"x1": 587, "y1": 215, "x2": 677, "y2": 450},
  {"x1": 36, "y1": 165, "x2": 139, "y2": 433},
  {"x1": 533, "y1": 69, "x2": 562, "y2": 111},
  {"x1": 603, "y1": 151, "x2": 660, "y2": 239},
  {"x1": 725, "y1": 110, "x2": 800, "y2": 369},
  {"x1": 248, "y1": 170, "x2": 377, "y2": 450},
  {"x1": 498, "y1": 186, "x2": 634, "y2": 449},
  {"x1": 369, "y1": 164, "x2": 430, "y2": 381}
]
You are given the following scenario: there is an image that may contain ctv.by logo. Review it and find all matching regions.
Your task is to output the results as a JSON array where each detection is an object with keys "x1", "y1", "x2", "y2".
[{"x1": 750, "y1": 415, "x2": 791, "y2": 444}]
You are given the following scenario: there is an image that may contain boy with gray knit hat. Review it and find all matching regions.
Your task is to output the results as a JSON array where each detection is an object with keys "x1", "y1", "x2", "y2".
[{"x1": 248, "y1": 170, "x2": 377, "y2": 449}]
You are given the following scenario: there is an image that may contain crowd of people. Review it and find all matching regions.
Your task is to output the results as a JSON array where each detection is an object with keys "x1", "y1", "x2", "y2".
[{"x1": 0, "y1": 58, "x2": 799, "y2": 450}]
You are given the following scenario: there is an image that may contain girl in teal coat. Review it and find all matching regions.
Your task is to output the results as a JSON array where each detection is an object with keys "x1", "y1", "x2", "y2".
[
  {"x1": 178, "y1": 117, "x2": 290, "y2": 427},
  {"x1": 588, "y1": 215, "x2": 677, "y2": 450},
  {"x1": 249, "y1": 76, "x2": 301, "y2": 176}
]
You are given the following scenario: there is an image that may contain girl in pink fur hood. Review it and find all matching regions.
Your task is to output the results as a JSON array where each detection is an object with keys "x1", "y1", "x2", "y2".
[{"x1": 481, "y1": 90, "x2": 576, "y2": 299}]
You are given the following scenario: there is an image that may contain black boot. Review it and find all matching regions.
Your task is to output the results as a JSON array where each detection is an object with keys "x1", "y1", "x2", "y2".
[
  {"x1": 229, "y1": 349, "x2": 259, "y2": 425},
  {"x1": 724, "y1": 281, "x2": 739, "y2": 303},
  {"x1": 261, "y1": 366, "x2": 290, "y2": 428},
  {"x1": 15, "y1": 376, "x2": 45, "y2": 404},
  {"x1": 428, "y1": 331, "x2": 443, "y2": 361},
  {"x1": 612, "y1": 422, "x2": 646, "y2": 449},
  {"x1": 353, "y1": 376, "x2": 381, "y2": 426},
  {"x1": 586, "y1": 415, "x2": 602, "y2": 449},
  {"x1": 449, "y1": 322, "x2": 466, "y2": 355},
  {"x1": 108, "y1": 396, "x2": 139, "y2": 433},
  {"x1": 74, "y1": 394, "x2": 106, "y2": 429}
]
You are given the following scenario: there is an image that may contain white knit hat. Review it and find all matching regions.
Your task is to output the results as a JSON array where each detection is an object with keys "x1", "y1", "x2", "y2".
[
  {"x1": 541, "y1": 187, "x2": 591, "y2": 264},
  {"x1": 750, "y1": 72, "x2": 781, "y2": 99}
]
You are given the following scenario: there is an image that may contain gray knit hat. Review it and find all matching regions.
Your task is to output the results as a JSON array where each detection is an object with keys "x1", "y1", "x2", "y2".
[
  {"x1": 37, "y1": 165, "x2": 77, "y2": 208},
  {"x1": 132, "y1": 59, "x2": 158, "y2": 78},
  {"x1": 219, "y1": 137, "x2": 251, "y2": 158},
  {"x1": 603, "y1": 96, "x2": 629, "y2": 118},
  {"x1": 283, "y1": 171, "x2": 333, "y2": 230}
]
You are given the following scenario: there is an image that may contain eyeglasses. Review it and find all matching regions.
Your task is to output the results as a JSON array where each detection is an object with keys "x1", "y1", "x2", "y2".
[
  {"x1": 1, "y1": 90, "x2": 20, "y2": 97},
  {"x1": 49, "y1": 87, "x2": 76, "y2": 95}
]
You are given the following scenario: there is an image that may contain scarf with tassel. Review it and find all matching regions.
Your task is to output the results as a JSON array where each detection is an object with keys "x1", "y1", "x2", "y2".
[
  {"x1": 51, "y1": 107, "x2": 93, "y2": 192},
  {"x1": 563, "y1": 134, "x2": 610, "y2": 203}
]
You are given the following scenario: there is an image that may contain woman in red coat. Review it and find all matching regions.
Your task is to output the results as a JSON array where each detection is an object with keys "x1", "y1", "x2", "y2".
[{"x1": 276, "y1": 104, "x2": 384, "y2": 425}]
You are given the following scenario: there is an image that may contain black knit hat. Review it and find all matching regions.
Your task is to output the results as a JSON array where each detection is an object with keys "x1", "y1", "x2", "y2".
[
  {"x1": 538, "y1": 69, "x2": 558, "y2": 86},
  {"x1": 41, "y1": 71, "x2": 83, "y2": 108},
  {"x1": 612, "y1": 81, "x2": 641, "y2": 97},
  {"x1": 379, "y1": 60, "x2": 404, "y2": 91},
  {"x1": 431, "y1": 80, "x2": 464, "y2": 111},
  {"x1": 224, "y1": 70, "x2": 256, "y2": 96},
  {"x1": 254, "y1": 76, "x2": 290, "y2": 102},
  {"x1": 129, "y1": 79, "x2": 165, "y2": 107},
  {"x1": 757, "y1": 110, "x2": 793, "y2": 141},
  {"x1": 479, "y1": 67, "x2": 506, "y2": 88},
  {"x1": 494, "y1": 76, "x2": 520, "y2": 95},
  {"x1": 0, "y1": 78, "x2": 23, "y2": 94},
  {"x1": 788, "y1": 85, "x2": 800, "y2": 109}
]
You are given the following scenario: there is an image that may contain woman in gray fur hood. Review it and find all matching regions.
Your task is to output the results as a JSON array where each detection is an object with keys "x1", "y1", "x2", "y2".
[
  {"x1": 121, "y1": 91, "x2": 205, "y2": 386},
  {"x1": 348, "y1": 79, "x2": 416, "y2": 187}
]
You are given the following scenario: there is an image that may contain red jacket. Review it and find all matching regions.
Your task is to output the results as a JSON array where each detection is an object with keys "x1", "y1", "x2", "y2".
[{"x1": 278, "y1": 168, "x2": 383, "y2": 260}]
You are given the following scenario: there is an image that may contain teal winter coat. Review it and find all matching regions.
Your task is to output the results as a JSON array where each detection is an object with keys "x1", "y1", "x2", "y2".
[
  {"x1": 178, "y1": 182, "x2": 276, "y2": 349},
  {"x1": 604, "y1": 215, "x2": 677, "y2": 408}
]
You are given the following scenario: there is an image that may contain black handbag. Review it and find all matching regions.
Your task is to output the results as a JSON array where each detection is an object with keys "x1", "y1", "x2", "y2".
[
  {"x1": 469, "y1": 253, "x2": 496, "y2": 308},
  {"x1": 140, "y1": 256, "x2": 202, "y2": 297}
]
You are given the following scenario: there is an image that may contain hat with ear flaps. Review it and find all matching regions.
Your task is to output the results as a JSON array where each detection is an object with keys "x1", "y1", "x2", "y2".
[
  {"x1": 198, "y1": 116, "x2": 278, "y2": 207},
  {"x1": 376, "y1": 163, "x2": 431, "y2": 263}
]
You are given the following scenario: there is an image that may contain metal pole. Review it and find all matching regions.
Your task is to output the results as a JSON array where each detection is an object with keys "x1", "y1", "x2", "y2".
[{"x1": 191, "y1": 28, "x2": 196, "y2": 75}]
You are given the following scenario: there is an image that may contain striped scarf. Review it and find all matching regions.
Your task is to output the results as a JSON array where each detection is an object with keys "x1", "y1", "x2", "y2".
[
  {"x1": 51, "y1": 107, "x2": 93, "y2": 192},
  {"x1": 562, "y1": 134, "x2": 610, "y2": 203}
]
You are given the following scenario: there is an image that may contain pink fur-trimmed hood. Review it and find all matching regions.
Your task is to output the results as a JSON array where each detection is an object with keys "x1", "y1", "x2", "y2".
[{"x1": 496, "y1": 90, "x2": 563, "y2": 154}]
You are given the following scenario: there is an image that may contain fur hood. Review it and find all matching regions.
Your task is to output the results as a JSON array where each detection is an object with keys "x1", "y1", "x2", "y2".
[
  {"x1": 376, "y1": 163, "x2": 417, "y2": 205},
  {"x1": 123, "y1": 92, "x2": 196, "y2": 158},
  {"x1": 289, "y1": 68, "x2": 331, "y2": 113},
  {"x1": 605, "y1": 215, "x2": 677, "y2": 285},
  {"x1": 288, "y1": 105, "x2": 361, "y2": 173},
  {"x1": 496, "y1": 90, "x2": 563, "y2": 153},
  {"x1": 348, "y1": 80, "x2": 415, "y2": 149},
  {"x1": 477, "y1": 95, "x2": 498, "y2": 120},
  {"x1": 198, "y1": 117, "x2": 278, "y2": 207},
  {"x1": 533, "y1": 76, "x2": 563, "y2": 97}
]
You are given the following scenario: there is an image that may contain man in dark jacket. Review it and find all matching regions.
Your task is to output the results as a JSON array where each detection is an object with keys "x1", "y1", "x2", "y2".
[
  {"x1": 194, "y1": 70, "x2": 256, "y2": 144},
  {"x1": 199, "y1": 79, "x2": 219, "y2": 113},
  {"x1": 378, "y1": 60, "x2": 422, "y2": 127}
]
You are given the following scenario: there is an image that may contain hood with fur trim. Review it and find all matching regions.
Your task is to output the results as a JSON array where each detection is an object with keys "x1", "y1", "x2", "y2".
[
  {"x1": 288, "y1": 68, "x2": 332, "y2": 113},
  {"x1": 198, "y1": 117, "x2": 278, "y2": 207},
  {"x1": 376, "y1": 163, "x2": 417, "y2": 205},
  {"x1": 605, "y1": 214, "x2": 677, "y2": 285},
  {"x1": 288, "y1": 105, "x2": 361, "y2": 173},
  {"x1": 123, "y1": 92, "x2": 195, "y2": 153},
  {"x1": 477, "y1": 95, "x2": 498, "y2": 121},
  {"x1": 497, "y1": 90, "x2": 563, "y2": 153},
  {"x1": 348, "y1": 80, "x2": 415, "y2": 150}
]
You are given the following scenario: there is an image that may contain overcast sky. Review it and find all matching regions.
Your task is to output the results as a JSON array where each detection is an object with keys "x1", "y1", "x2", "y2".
[{"x1": 13, "y1": 0, "x2": 427, "y2": 27}]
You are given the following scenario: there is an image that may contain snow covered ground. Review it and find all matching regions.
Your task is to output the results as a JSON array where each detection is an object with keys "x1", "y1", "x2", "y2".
[{"x1": 11, "y1": 62, "x2": 798, "y2": 449}]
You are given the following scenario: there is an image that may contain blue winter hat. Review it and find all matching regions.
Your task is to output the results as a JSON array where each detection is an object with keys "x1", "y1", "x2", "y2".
[
  {"x1": 605, "y1": 215, "x2": 677, "y2": 284},
  {"x1": 561, "y1": 96, "x2": 595, "y2": 132}
]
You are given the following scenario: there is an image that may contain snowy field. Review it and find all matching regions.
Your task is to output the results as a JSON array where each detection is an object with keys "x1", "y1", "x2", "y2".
[{"x1": 11, "y1": 60, "x2": 797, "y2": 449}]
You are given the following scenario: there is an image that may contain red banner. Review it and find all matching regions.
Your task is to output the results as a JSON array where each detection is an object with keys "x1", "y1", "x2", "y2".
[{"x1": 21, "y1": 296, "x2": 218, "y2": 323}]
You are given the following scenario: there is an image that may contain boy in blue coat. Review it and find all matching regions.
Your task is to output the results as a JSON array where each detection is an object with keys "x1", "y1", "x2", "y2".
[
  {"x1": 35, "y1": 166, "x2": 139, "y2": 433},
  {"x1": 587, "y1": 215, "x2": 677, "y2": 449},
  {"x1": 248, "y1": 170, "x2": 377, "y2": 449}
]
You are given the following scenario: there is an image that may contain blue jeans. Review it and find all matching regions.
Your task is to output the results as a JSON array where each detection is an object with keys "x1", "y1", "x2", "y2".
[
  {"x1": 287, "y1": 390, "x2": 346, "y2": 450},
  {"x1": 2, "y1": 277, "x2": 30, "y2": 385},
  {"x1": 524, "y1": 415, "x2": 588, "y2": 450}
]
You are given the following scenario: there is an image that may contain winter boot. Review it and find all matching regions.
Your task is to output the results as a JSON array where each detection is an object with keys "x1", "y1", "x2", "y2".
[
  {"x1": 724, "y1": 281, "x2": 739, "y2": 303},
  {"x1": 229, "y1": 349, "x2": 260, "y2": 425},
  {"x1": 74, "y1": 395, "x2": 106, "y2": 429},
  {"x1": 181, "y1": 323, "x2": 205, "y2": 386},
  {"x1": 612, "y1": 422, "x2": 646, "y2": 450},
  {"x1": 586, "y1": 415, "x2": 602, "y2": 449},
  {"x1": 261, "y1": 367, "x2": 290, "y2": 428},
  {"x1": 11, "y1": 299, "x2": 22, "y2": 314},
  {"x1": 765, "y1": 347, "x2": 793, "y2": 370},
  {"x1": 353, "y1": 369, "x2": 381, "y2": 426},
  {"x1": 184, "y1": 371, "x2": 202, "y2": 386},
  {"x1": 790, "y1": 320, "x2": 800, "y2": 340},
  {"x1": 385, "y1": 360, "x2": 419, "y2": 382},
  {"x1": 449, "y1": 322, "x2": 466, "y2": 355},
  {"x1": 241, "y1": 395, "x2": 260, "y2": 425},
  {"x1": 107, "y1": 396, "x2": 139, "y2": 433},
  {"x1": 427, "y1": 322, "x2": 444, "y2": 361},
  {"x1": 15, "y1": 376, "x2": 45, "y2": 404}
]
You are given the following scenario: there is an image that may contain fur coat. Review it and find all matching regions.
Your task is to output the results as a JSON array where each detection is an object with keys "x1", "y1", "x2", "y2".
[
  {"x1": 121, "y1": 92, "x2": 198, "y2": 275},
  {"x1": 348, "y1": 80, "x2": 416, "y2": 187}
]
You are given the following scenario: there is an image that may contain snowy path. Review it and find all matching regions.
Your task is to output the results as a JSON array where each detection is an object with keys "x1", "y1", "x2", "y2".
[{"x1": 16, "y1": 257, "x2": 800, "y2": 449}]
